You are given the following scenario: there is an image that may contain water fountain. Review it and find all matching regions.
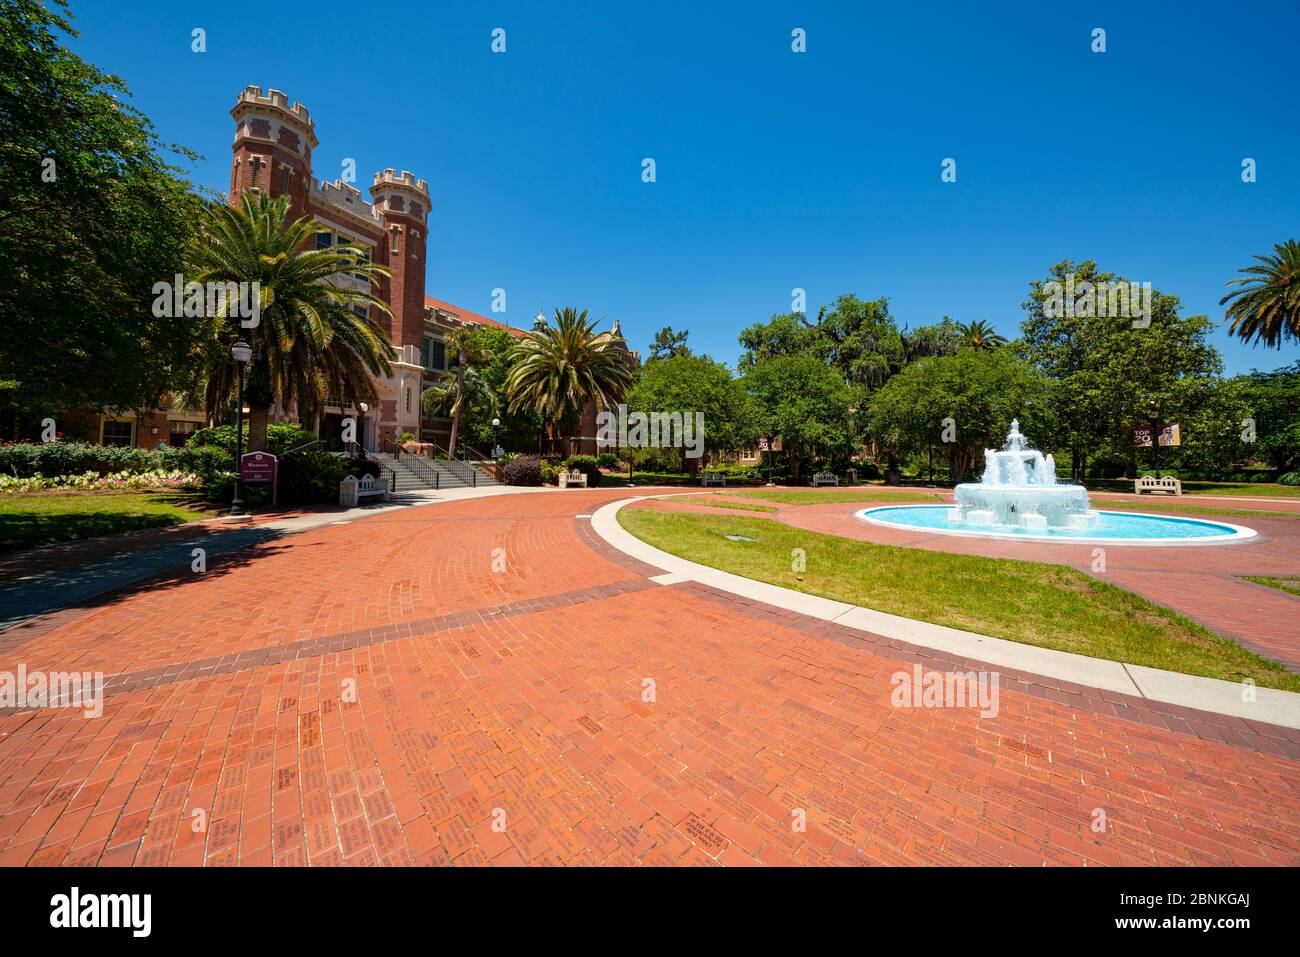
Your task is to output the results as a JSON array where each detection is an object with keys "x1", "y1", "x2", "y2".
[
  {"x1": 854, "y1": 418, "x2": 1257, "y2": 544},
  {"x1": 949, "y1": 420, "x2": 1098, "y2": 532}
]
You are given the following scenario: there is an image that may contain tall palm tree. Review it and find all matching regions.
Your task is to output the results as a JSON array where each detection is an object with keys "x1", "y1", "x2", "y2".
[
  {"x1": 422, "y1": 365, "x2": 497, "y2": 455},
  {"x1": 957, "y1": 319, "x2": 1008, "y2": 350},
  {"x1": 185, "y1": 192, "x2": 395, "y2": 451},
  {"x1": 1220, "y1": 240, "x2": 1300, "y2": 348},
  {"x1": 422, "y1": 325, "x2": 490, "y2": 458},
  {"x1": 505, "y1": 307, "x2": 633, "y2": 453}
]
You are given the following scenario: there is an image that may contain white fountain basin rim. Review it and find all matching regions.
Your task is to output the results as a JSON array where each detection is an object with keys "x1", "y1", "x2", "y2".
[{"x1": 854, "y1": 503, "x2": 1258, "y2": 546}]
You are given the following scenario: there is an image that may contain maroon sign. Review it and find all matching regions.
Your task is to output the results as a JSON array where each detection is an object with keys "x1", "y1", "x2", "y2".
[
  {"x1": 239, "y1": 451, "x2": 277, "y2": 483},
  {"x1": 239, "y1": 452, "x2": 278, "y2": 506}
]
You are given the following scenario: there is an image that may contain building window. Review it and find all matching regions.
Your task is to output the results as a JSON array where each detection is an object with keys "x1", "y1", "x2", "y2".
[
  {"x1": 405, "y1": 388, "x2": 412, "y2": 413},
  {"x1": 101, "y1": 419, "x2": 134, "y2": 448},
  {"x1": 352, "y1": 305, "x2": 368, "y2": 319},
  {"x1": 280, "y1": 166, "x2": 292, "y2": 193},
  {"x1": 390, "y1": 225, "x2": 401, "y2": 254},
  {"x1": 169, "y1": 421, "x2": 202, "y2": 445},
  {"x1": 354, "y1": 244, "x2": 370, "y2": 282},
  {"x1": 315, "y1": 231, "x2": 332, "y2": 250},
  {"x1": 423, "y1": 337, "x2": 445, "y2": 371}
]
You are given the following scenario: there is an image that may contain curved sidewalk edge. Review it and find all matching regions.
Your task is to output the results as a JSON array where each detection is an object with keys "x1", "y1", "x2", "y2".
[{"x1": 591, "y1": 496, "x2": 1300, "y2": 731}]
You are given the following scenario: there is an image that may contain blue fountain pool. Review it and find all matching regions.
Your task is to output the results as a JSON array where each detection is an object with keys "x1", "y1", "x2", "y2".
[{"x1": 856, "y1": 505, "x2": 1256, "y2": 545}]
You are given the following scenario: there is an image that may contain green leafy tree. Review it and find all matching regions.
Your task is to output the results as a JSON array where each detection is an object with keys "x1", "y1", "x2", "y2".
[
  {"x1": 647, "y1": 326, "x2": 691, "y2": 362},
  {"x1": 0, "y1": 0, "x2": 204, "y2": 432},
  {"x1": 868, "y1": 349, "x2": 1047, "y2": 483},
  {"x1": 1237, "y1": 362, "x2": 1300, "y2": 473},
  {"x1": 1017, "y1": 260, "x2": 1220, "y2": 482},
  {"x1": 185, "y1": 192, "x2": 395, "y2": 452},
  {"x1": 743, "y1": 355, "x2": 855, "y2": 483},
  {"x1": 1220, "y1": 240, "x2": 1300, "y2": 348},
  {"x1": 457, "y1": 327, "x2": 538, "y2": 454},
  {"x1": 625, "y1": 355, "x2": 757, "y2": 474},
  {"x1": 505, "y1": 307, "x2": 634, "y2": 451}
]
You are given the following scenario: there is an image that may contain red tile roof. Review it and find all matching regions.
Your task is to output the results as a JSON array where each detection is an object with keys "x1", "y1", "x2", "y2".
[{"x1": 424, "y1": 296, "x2": 526, "y2": 337}]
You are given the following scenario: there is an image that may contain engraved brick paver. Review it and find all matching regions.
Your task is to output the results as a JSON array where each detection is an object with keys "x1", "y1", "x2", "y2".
[{"x1": 0, "y1": 488, "x2": 1297, "y2": 866}]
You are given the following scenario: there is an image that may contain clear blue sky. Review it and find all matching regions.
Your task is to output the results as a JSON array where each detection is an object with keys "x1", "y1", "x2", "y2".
[{"x1": 65, "y1": 0, "x2": 1298, "y2": 375}]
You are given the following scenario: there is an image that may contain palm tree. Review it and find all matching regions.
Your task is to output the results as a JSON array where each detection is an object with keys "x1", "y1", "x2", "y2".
[
  {"x1": 505, "y1": 307, "x2": 633, "y2": 454},
  {"x1": 185, "y1": 192, "x2": 395, "y2": 451},
  {"x1": 421, "y1": 354, "x2": 497, "y2": 457},
  {"x1": 1220, "y1": 240, "x2": 1300, "y2": 348},
  {"x1": 421, "y1": 326, "x2": 490, "y2": 458},
  {"x1": 957, "y1": 319, "x2": 1008, "y2": 350}
]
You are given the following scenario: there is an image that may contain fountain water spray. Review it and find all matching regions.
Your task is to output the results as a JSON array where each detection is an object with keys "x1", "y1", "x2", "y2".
[{"x1": 950, "y1": 420, "x2": 1099, "y2": 532}]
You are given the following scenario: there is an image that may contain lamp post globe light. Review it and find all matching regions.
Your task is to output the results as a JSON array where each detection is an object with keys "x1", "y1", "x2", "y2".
[
  {"x1": 230, "y1": 339, "x2": 252, "y2": 517},
  {"x1": 491, "y1": 417, "x2": 500, "y2": 459}
]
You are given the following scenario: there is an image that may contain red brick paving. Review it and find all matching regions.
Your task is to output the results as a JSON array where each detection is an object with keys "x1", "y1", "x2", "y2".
[{"x1": 0, "y1": 488, "x2": 1298, "y2": 867}]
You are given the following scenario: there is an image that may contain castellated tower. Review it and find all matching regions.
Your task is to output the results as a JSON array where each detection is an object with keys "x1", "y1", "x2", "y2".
[
  {"x1": 369, "y1": 169, "x2": 430, "y2": 350},
  {"x1": 229, "y1": 86, "x2": 317, "y2": 216}
]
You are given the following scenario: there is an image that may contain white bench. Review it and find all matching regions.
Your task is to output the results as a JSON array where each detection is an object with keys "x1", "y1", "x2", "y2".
[
  {"x1": 558, "y1": 470, "x2": 587, "y2": 488},
  {"x1": 1135, "y1": 474, "x2": 1181, "y2": 496},
  {"x1": 812, "y1": 472, "x2": 839, "y2": 487},
  {"x1": 702, "y1": 471, "x2": 727, "y2": 487},
  {"x1": 339, "y1": 473, "x2": 390, "y2": 507}
]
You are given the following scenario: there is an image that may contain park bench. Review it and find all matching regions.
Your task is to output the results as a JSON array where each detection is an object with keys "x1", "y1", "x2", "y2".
[
  {"x1": 1135, "y1": 474, "x2": 1182, "y2": 496},
  {"x1": 812, "y1": 472, "x2": 839, "y2": 487},
  {"x1": 339, "y1": 473, "x2": 390, "y2": 507},
  {"x1": 558, "y1": 470, "x2": 587, "y2": 488},
  {"x1": 702, "y1": 471, "x2": 727, "y2": 487}
]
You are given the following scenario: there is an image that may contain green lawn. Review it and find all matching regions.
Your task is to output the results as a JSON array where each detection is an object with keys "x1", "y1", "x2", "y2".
[
  {"x1": 1092, "y1": 499, "x2": 1296, "y2": 521},
  {"x1": 730, "y1": 488, "x2": 948, "y2": 506},
  {"x1": 619, "y1": 508, "x2": 1300, "y2": 691},
  {"x1": 0, "y1": 491, "x2": 210, "y2": 553},
  {"x1": 1245, "y1": 576, "x2": 1300, "y2": 598},
  {"x1": 666, "y1": 495, "x2": 778, "y2": 512},
  {"x1": 1087, "y1": 479, "x2": 1300, "y2": 498}
]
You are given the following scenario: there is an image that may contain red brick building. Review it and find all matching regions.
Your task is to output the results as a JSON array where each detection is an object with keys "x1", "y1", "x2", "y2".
[{"x1": 89, "y1": 86, "x2": 526, "y2": 452}]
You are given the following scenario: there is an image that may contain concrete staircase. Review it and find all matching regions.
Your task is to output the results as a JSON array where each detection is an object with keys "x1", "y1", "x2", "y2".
[{"x1": 370, "y1": 452, "x2": 498, "y2": 492}]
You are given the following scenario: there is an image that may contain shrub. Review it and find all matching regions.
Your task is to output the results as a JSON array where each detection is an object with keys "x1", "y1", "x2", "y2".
[
  {"x1": 595, "y1": 452, "x2": 621, "y2": 470},
  {"x1": 1278, "y1": 471, "x2": 1300, "y2": 486},
  {"x1": 187, "y1": 422, "x2": 319, "y2": 456},
  {"x1": 541, "y1": 463, "x2": 562, "y2": 485},
  {"x1": 502, "y1": 456, "x2": 543, "y2": 486},
  {"x1": 161, "y1": 445, "x2": 234, "y2": 484},
  {"x1": 561, "y1": 455, "x2": 603, "y2": 487},
  {"x1": 0, "y1": 441, "x2": 163, "y2": 478}
]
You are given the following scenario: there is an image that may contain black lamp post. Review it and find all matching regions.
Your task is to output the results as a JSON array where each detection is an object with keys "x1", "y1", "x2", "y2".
[
  {"x1": 230, "y1": 339, "x2": 252, "y2": 516},
  {"x1": 491, "y1": 417, "x2": 500, "y2": 459}
]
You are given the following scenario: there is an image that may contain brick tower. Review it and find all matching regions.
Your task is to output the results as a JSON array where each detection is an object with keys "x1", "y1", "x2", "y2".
[
  {"x1": 369, "y1": 169, "x2": 430, "y2": 350},
  {"x1": 229, "y1": 86, "x2": 317, "y2": 215}
]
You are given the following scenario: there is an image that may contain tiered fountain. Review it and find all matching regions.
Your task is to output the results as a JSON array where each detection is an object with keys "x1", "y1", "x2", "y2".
[
  {"x1": 949, "y1": 420, "x2": 1099, "y2": 532},
  {"x1": 854, "y1": 418, "x2": 1256, "y2": 544}
]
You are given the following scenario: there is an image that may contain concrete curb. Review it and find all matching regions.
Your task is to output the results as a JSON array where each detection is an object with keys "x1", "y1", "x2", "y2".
[{"x1": 591, "y1": 495, "x2": 1300, "y2": 730}]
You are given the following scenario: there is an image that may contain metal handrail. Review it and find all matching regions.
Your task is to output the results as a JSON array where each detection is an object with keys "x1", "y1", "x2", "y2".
[
  {"x1": 281, "y1": 438, "x2": 322, "y2": 457},
  {"x1": 394, "y1": 447, "x2": 441, "y2": 490},
  {"x1": 427, "y1": 443, "x2": 477, "y2": 487}
]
